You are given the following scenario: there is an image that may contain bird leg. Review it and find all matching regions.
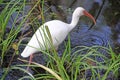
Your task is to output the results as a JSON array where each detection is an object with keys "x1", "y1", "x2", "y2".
[{"x1": 26, "y1": 54, "x2": 33, "y2": 71}]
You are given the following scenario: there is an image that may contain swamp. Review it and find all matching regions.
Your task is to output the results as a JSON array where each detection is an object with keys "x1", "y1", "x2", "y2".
[{"x1": 0, "y1": 0, "x2": 120, "y2": 80}]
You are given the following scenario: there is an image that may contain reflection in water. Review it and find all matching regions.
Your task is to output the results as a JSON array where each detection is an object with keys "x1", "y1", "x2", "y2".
[{"x1": 70, "y1": 25, "x2": 112, "y2": 47}]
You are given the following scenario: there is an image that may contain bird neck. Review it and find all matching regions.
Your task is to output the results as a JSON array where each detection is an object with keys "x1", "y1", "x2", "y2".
[{"x1": 69, "y1": 14, "x2": 80, "y2": 31}]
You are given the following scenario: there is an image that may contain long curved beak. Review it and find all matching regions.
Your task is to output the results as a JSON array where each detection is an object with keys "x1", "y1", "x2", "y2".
[{"x1": 83, "y1": 10, "x2": 96, "y2": 28}]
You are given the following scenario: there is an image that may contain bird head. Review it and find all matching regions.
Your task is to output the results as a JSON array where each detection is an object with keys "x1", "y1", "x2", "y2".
[{"x1": 73, "y1": 7, "x2": 96, "y2": 25}]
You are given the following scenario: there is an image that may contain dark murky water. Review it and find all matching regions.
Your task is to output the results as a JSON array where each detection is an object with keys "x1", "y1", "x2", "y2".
[
  {"x1": 46, "y1": 0, "x2": 120, "y2": 49},
  {"x1": 0, "y1": 0, "x2": 120, "y2": 79}
]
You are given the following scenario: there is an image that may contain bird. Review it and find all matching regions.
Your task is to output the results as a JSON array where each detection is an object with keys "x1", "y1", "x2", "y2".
[{"x1": 21, "y1": 7, "x2": 96, "y2": 70}]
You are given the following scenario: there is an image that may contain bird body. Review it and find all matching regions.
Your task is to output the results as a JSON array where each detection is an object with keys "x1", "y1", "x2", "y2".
[
  {"x1": 21, "y1": 7, "x2": 96, "y2": 58},
  {"x1": 21, "y1": 20, "x2": 70, "y2": 57}
]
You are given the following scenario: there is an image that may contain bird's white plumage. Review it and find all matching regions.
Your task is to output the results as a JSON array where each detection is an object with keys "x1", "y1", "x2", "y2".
[
  {"x1": 21, "y1": 7, "x2": 94, "y2": 58},
  {"x1": 21, "y1": 20, "x2": 70, "y2": 57}
]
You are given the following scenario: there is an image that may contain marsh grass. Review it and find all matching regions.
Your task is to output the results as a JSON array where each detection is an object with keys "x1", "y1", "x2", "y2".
[
  {"x1": 15, "y1": 44, "x2": 120, "y2": 80},
  {"x1": 0, "y1": 0, "x2": 27, "y2": 64},
  {"x1": 15, "y1": 23, "x2": 120, "y2": 79},
  {"x1": 0, "y1": 0, "x2": 120, "y2": 80},
  {"x1": 0, "y1": 0, "x2": 42, "y2": 79}
]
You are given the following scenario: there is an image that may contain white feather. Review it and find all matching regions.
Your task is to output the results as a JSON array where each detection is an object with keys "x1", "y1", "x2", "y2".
[{"x1": 21, "y1": 7, "x2": 95, "y2": 58}]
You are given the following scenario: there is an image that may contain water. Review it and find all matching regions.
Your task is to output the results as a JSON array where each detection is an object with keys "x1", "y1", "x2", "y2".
[{"x1": 0, "y1": 0, "x2": 120, "y2": 79}]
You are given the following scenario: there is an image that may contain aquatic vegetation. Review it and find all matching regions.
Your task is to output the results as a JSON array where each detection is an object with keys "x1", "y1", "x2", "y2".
[{"x1": 0, "y1": 0, "x2": 119, "y2": 80}]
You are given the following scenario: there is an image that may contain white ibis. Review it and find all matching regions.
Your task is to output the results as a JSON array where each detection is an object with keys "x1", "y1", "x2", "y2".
[{"x1": 21, "y1": 7, "x2": 96, "y2": 70}]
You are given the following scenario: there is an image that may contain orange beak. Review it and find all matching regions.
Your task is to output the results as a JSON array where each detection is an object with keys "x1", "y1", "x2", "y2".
[{"x1": 83, "y1": 10, "x2": 96, "y2": 27}]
